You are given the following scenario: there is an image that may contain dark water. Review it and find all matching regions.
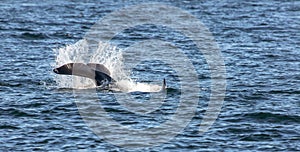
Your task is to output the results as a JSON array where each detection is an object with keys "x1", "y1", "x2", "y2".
[{"x1": 1, "y1": 0, "x2": 299, "y2": 151}]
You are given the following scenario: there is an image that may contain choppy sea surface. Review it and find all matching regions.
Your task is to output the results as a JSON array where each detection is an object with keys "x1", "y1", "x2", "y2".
[{"x1": 0, "y1": 0, "x2": 299, "y2": 151}]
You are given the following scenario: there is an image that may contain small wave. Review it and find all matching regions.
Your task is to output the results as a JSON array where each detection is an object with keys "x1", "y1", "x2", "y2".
[
  {"x1": 20, "y1": 32, "x2": 49, "y2": 40},
  {"x1": 243, "y1": 112, "x2": 300, "y2": 124},
  {"x1": 14, "y1": 27, "x2": 35, "y2": 32},
  {"x1": 269, "y1": 89, "x2": 300, "y2": 94},
  {"x1": 50, "y1": 31, "x2": 74, "y2": 39},
  {"x1": 2, "y1": 108, "x2": 38, "y2": 117},
  {"x1": 0, "y1": 81, "x2": 22, "y2": 87},
  {"x1": 240, "y1": 133, "x2": 273, "y2": 141},
  {"x1": 0, "y1": 124, "x2": 20, "y2": 130}
]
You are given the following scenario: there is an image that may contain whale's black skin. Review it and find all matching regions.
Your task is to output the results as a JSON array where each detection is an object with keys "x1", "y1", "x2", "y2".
[{"x1": 53, "y1": 63, "x2": 114, "y2": 86}]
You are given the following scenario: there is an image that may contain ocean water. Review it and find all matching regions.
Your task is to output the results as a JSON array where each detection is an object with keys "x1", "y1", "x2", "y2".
[{"x1": 0, "y1": 0, "x2": 299, "y2": 151}]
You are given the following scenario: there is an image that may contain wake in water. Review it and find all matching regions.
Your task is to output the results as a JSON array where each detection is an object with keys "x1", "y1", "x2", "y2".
[{"x1": 53, "y1": 39, "x2": 163, "y2": 92}]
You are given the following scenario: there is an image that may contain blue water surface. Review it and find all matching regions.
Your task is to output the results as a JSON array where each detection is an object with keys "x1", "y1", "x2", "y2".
[{"x1": 0, "y1": 0, "x2": 299, "y2": 151}]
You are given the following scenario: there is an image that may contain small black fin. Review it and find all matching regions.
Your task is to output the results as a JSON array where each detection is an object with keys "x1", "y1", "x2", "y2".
[{"x1": 162, "y1": 78, "x2": 166, "y2": 90}]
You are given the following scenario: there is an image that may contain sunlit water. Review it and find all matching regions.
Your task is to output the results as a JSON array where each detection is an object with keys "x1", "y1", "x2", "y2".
[{"x1": 0, "y1": 0, "x2": 299, "y2": 151}]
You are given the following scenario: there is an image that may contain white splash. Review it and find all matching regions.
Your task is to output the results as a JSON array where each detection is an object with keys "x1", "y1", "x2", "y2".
[{"x1": 53, "y1": 39, "x2": 162, "y2": 92}]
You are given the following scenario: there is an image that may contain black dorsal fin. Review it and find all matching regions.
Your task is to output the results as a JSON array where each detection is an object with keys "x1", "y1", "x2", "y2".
[{"x1": 162, "y1": 78, "x2": 166, "y2": 90}]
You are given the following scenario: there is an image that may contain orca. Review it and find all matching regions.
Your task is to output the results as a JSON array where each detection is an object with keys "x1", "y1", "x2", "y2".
[
  {"x1": 53, "y1": 63, "x2": 114, "y2": 87},
  {"x1": 53, "y1": 62, "x2": 167, "y2": 91}
]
